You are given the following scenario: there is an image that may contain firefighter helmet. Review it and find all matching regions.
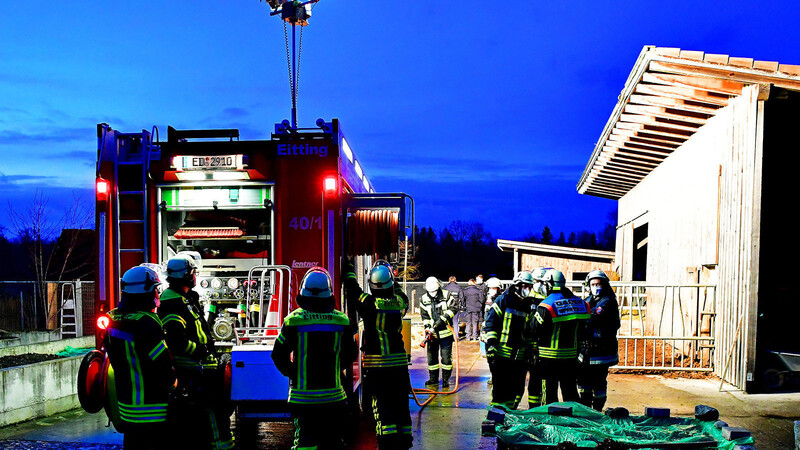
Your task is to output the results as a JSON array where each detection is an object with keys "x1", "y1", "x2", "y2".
[
  {"x1": 369, "y1": 264, "x2": 394, "y2": 291},
  {"x1": 531, "y1": 267, "x2": 551, "y2": 282},
  {"x1": 120, "y1": 265, "x2": 161, "y2": 294},
  {"x1": 166, "y1": 256, "x2": 197, "y2": 283},
  {"x1": 299, "y1": 267, "x2": 333, "y2": 298},
  {"x1": 424, "y1": 276, "x2": 441, "y2": 293},
  {"x1": 512, "y1": 271, "x2": 535, "y2": 286},
  {"x1": 585, "y1": 269, "x2": 610, "y2": 286},
  {"x1": 543, "y1": 269, "x2": 567, "y2": 288},
  {"x1": 486, "y1": 277, "x2": 502, "y2": 289}
]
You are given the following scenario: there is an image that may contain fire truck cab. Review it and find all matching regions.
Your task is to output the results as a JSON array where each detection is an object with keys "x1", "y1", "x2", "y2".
[{"x1": 80, "y1": 118, "x2": 413, "y2": 434}]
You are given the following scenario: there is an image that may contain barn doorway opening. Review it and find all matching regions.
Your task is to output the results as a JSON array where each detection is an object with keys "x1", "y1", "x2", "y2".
[{"x1": 632, "y1": 223, "x2": 648, "y2": 281}]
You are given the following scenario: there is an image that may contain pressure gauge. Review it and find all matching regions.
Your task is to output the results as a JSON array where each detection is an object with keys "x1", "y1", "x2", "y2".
[
  {"x1": 227, "y1": 277, "x2": 239, "y2": 290},
  {"x1": 210, "y1": 278, "x2": 222, "y2": 290},
  {"x1": 199, "y1": 279, "x2": 209, "y2": 289}
]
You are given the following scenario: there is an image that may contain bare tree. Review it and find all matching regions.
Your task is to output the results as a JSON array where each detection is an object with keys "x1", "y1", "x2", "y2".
[{"x1": 8, "y1": 190, "x2": 93, "y2": 330}]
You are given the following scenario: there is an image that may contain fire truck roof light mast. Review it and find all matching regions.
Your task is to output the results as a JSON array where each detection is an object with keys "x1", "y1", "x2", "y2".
[{"x1": 261, "y1": 0, "x2": 321, "y2": 130}]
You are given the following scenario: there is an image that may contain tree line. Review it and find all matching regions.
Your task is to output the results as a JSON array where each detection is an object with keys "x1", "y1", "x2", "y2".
[{"x1": 405, "y1": 213, "x2": 617, "y2": 281}]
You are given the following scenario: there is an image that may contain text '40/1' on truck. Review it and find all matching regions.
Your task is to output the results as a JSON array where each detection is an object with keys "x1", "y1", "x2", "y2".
[{"x1": 78, "y1": 119, "x2": 413, "y2": 430}]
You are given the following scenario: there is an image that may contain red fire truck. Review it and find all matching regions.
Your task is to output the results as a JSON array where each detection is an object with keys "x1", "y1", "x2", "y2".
[{"x1": 78, "y1": 118, "x2": 413, "y2": 434}]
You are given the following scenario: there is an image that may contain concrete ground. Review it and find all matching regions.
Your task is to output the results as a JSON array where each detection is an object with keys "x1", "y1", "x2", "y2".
[{"x1": 1, "y1": 330, "x2": 799, "y2": 448}]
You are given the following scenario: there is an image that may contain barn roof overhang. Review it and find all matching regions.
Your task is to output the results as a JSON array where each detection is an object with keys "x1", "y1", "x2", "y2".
[
  {"x1": 578, "y1": 46, "x2": 800, "y2": 199},
  {"x1": 497, "y1": 239, "x2": 615, "y2": 263}
]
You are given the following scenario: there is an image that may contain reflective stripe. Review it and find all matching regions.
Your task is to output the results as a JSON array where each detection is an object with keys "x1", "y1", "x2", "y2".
[
  {"x1": 538, "y1": 347, "x2": 578, "y2": 359},
  {"x1": 107, "y1": 328, "x2": 134, "y2": 342},
  {"x1": 148, "y1": 341, "x2": 167, "y2": 360},
  {"x1": 362, "y1": 353, "x2": 407, "y2": 368},
  {"x1": 289, "y1": 387, "x2": 347, "y2": 404},
  {"x1": 162, "y1": 314, "x2": 186, "y2": 327},
  {"x1": 118, "y1": 401, "x2": 168, "y2": 423}
]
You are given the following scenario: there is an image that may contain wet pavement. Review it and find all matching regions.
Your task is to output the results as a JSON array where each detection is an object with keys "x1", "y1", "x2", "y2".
[{"x1": 1, "y1": 324, "x2": 799, "y2": 448}]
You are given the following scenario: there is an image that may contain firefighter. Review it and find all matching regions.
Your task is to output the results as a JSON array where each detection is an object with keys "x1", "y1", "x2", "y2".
[
  {"x1": 158, "y1": 256, "x2": 234, "y2": 450},
  {"x1": 526, "y1": 267, "x2": 551, "y2": 409},
  {"x1": 484, "y1": 271, "x2": 536, "y2": 410},
  {"x1": 342, "y1": 259, "x2": 413, "y2": 449},
  {"x1": 481, "y1": 277, "x2": 502, "y2": 387},
  {"x1": 419, "y1": 276, "x2": 457, "y2": 388},
  {"x1": 271, "y1": 267, "x2": 356, "y2": 450},
  {"x1": 530, "y1": 268, "x2": 590, "y2": 405},
  {"x1": 577, "y1": 269, "x2": 620, "y2": 411},
  {"x1": 105, "y1": 265, "x2": 176, "y2": 450}
]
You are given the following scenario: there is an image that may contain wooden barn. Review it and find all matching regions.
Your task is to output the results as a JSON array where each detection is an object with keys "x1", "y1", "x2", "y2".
[
  {"x1": 496, "y1": 239, "x2": 615, "y2": 283},
  {"x1": 578, "y1": 46, "x2": 800, "y2": 391}
]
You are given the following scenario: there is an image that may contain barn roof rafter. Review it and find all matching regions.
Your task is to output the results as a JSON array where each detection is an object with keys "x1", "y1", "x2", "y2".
[{"x1": 578, "y1": 46, "x2": 800, "y2": 199}]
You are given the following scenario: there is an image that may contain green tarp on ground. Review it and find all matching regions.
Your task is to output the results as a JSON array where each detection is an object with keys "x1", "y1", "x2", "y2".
[
  {"x1": 56, "y1": 346, "x2": 93, "y2": 357},
  {"x1": 494, "y1": 402, "x2": 754, "y2": 449}
]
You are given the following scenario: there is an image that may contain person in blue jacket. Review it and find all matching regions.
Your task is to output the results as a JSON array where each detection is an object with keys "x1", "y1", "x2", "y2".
[{"x1": 577, "y1": 269, "x2": 620, "y2": 411}]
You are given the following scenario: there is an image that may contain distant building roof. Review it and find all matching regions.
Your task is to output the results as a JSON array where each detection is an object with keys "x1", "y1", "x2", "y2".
[
  {"x1": 496, "y1": 239, "x2": 615, "y2": 263},
  {"x1": 578, "y1": 46, "x2": 800, "y2": 200}
]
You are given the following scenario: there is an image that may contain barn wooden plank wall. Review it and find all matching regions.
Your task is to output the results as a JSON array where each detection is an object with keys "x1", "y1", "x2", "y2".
[
  {"x1": 519, "y1": 254, "x2": 613, "y2": 281},
  {"x1": 615, "y1": 89, "x2": 730, "y2": 342},
  {"x1": 714, "y1": 84, "x2": 763, "y2": 389}
]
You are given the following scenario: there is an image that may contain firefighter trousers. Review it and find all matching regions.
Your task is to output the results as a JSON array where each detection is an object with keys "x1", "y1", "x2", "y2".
[
  {"x1": 526, "y1": 364, "x2": 543, "y2": 409},
  {"x1": 577, "y1": 363, "x2": 610, "y2": 411},
  {"x1": 364, "y1": 366, "x2": 413, "y2": 449},
  {"x1": 122, "y1": 422, "x2": 169, "y2": 450},
  {"x1": 538, "y1": 358, "x2": 579, "y2": 405},
  {"x1": 426, "y1": 335, "x2": 453, "y2": 382},
  {"x1": 489, "y1": 357, "x2": 527, "y2": 409},
  {"x1": 291, "y1": 401, "x2": 349, "y2": 450}
]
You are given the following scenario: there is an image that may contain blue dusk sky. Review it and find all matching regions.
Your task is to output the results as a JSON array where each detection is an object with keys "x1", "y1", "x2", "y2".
[{"x1": 2, "y1": 1, "x2": 800, "y2": 240}]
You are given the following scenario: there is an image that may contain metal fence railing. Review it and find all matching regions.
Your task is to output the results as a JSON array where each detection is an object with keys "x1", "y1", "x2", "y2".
[
  {"x1": 383, "y1": 280, "x2": 717, "y2": 372},
  {"x1": 604, "y1": 283, "x2": 717, "y2": 372}
]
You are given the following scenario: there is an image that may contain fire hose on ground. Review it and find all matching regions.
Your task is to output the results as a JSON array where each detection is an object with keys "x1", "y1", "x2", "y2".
[{"x1": 409, "y1": 325, "x2": 460, "y2": 408}]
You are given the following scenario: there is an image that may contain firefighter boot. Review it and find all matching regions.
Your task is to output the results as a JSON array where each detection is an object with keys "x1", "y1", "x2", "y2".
[
  {"x1": 441, "y1": 369, "x2": 452, "y2": 388},
  {"x1": 425, "y1": 371, "x2": 439, "y2": 388}
]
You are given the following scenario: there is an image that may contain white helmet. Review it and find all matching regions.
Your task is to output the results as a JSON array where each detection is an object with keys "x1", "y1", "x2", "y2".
[
  {"x1": 120, "y1": 265, "x2": 161, "y2": 294},
  {"x1": 300, "y1": 267, "x2": 333, "y2": 298},
  {"x1": 531, "y1": 267, "x2": 551, "y2": 282},
  {"x1": 166, "y1": 256, "x2": 197, "y2": 283},
  {"x1": 424, "y1": 276, "x2": 440, "y2": 293},
  {"x1": 486, "y1": 277, "x2": 502, "y2": 289},
  {"x1": 369, "y1": 264, "x2": 394, "y2": 291}
]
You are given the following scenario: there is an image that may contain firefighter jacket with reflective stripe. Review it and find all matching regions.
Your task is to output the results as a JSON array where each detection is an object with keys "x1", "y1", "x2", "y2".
[
  {"x1": 157, "y1": 288, "x2": 216, "y2": 373},
  {"x1": 531, "y1": 289, "x2": 591, "y2": 360},
  {"x1": 343, "y1": 271, "x2": 409, "y2": 368},
  {"x1": 419, "y1": 289, "x2": 456, "y2": 339},
  {"x1": 484, "y1": 289, "x2": 534, "y2": 361},
  {"x1": 106, "y1": 309, "x2": 176, "y2": 425},
  {"x1": 581, "y1": 291, "x2": 621, "y2": 366},
  {"x1": 272, "y1": 307, "x2": 356, "y2": 404}
]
